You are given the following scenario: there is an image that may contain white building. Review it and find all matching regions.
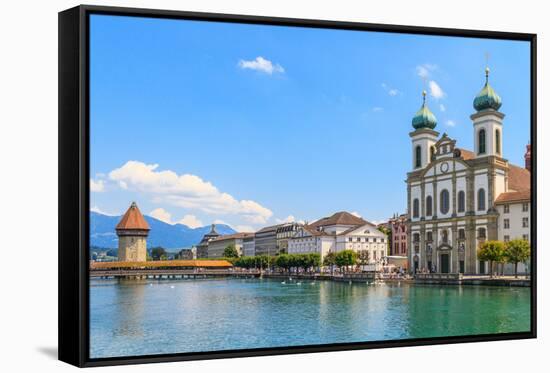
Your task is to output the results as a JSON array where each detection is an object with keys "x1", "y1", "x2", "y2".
[
  {"x1": 288, "y1": 211, "x2": 387, "y2": 262},
  {"x1": 406, "y1": 68, "x2": 531, "y2": 275},
  {"x1": 242, "y1": 234, "x2": 255, "y2": 257}
]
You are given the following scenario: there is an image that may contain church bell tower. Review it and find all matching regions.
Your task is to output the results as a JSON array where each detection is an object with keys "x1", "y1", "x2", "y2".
[{"x1": 410, "y1": 91, "x2": 439, "y2": 170}]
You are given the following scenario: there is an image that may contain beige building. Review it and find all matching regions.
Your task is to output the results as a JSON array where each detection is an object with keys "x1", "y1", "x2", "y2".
[
  {"x1": 196, "y1": 224, "x2": 220, "y2": 258},
  {"x1": 406, "y1": 69, "x2": 531, "y2": 275},
  {"x1": 116, "y1": 202, "x2": 150, "y2": 262},
  {"x1": 207, "y1": 232, "x2": 254, "y2": 258}
]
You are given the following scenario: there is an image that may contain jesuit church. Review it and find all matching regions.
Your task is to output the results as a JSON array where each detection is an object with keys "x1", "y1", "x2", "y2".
[{"x1": 407, "y1": 68, "x2": 531, "y2": 275}]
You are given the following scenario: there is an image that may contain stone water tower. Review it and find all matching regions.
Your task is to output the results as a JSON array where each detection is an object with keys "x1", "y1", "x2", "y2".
[{"x1": 116, "y1": 202, "x2": 150, "y2": 262}]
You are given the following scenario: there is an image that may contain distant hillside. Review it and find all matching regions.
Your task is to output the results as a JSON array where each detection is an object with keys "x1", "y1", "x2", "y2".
[{"x1": 90, "y1": 211, "x2": 236, "y2": 249}]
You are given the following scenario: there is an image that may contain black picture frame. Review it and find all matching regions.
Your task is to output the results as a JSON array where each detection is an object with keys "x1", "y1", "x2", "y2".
[{"x1": 59, "y1": 4, "x2": 537, "y2": 367}]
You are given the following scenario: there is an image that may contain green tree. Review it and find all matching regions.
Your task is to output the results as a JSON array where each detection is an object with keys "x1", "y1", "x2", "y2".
[
  {"x1": 275, "y1": 254, "x2": 291, "y2": 272},
  {"x1": 335, "y1": 250, "x2": 357, "y2": 273},
  {"x1": 477, "y1": 241, "x2": 506, "y2": 278},
  {"x1": 323, "y1": 252, "x2": 337, "y2": 275},
  {"x1": 223, "y1": 244, "x2": 240, "y2": 258},
  {"x1": 150, "y1": 247, "x2": 167, "y2": 261},
  {"x1": 504, "y1": 239, "x2": 531, "y2": 278}
]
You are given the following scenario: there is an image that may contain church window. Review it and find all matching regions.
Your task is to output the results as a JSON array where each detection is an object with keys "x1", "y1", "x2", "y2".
[
  {"x1": 426, "y1": 231, "x2": 433, "y2": 242},
  {"x1": 458, "y1": 191, "x2": 465, "y2": 212},
  {"x1": 458, "y1": 229, "x2": 465, "y2": 240},
  {"x1": 477, "y1": 188, "x2": 486, "y2": 211},
  {"x1": 478, "y1": 129, "x2": 486, "y2": 154},
  {"x1": 495, "y1": 129, "x2": 501, "y2": 154},
  {"x1": 415, "y1": 145, "x2": 422, "y2": 168},
  {"x1": 478, "y1": 227, "x2": 486, "y2": 239},
  {"x1": 426, "y1": 196, "x2": 433, "y2": 216},
  {"x1": 440, "y1": 189, "x2": 450, "y2": 214},
  {"x1": 413, "y1": 198, "x2": 420, "y2": 218}
]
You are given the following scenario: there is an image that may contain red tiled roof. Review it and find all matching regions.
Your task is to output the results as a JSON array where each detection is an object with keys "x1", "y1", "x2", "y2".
[
  {"x1": 309, "y1": 211, "x2": 366, "y2": 228},
  {"x1": 456, "y1": 148, "x2": 475, "y2": 160},
  {"x1": 495, "y1": 190, "x2": 531, "y2": 204},
  {"x1": 116, "y1": 202, "x2": 150, "y2": 231},
  {"x1": 508, "y1": 164, "x2": 531, "y2": 192}
]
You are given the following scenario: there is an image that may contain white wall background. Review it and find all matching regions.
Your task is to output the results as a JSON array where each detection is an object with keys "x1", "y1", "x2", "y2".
[{"x1": 0, "y1": 0, "x2": 547, "y2": 372}]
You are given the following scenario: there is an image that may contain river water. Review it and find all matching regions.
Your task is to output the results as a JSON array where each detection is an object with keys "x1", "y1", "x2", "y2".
[{"x1": 89, "y1": 278, "x2": 530, "y2": 358}]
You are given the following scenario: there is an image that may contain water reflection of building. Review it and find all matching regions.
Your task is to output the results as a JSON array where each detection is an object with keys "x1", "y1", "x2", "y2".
[
  {"x1": 406, "y1": 69, "x2": 531, "y2": 275},
  {"x1": 116, "y1": 202, "x2": 150, "y2": 262},
  {"x1": 196, "y1": 224, "x2": 219, "y2": 258}
]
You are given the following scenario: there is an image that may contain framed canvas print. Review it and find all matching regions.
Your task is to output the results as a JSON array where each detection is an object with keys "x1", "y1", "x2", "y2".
[{"x1": 58, "y1": 5, "x2": 537, "y2": 367}]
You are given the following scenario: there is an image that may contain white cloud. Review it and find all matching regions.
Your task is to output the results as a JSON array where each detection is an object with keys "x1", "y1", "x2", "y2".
[
  {"x1": 238, "y1": 56, "x2": 284, "y2": 75},
  {"x1": 351, "y1": 211, "x2": 362, "y2": 218},
  {"x1": 109, "y1": 161, "x2": 273, "y2": 224},
  {"x1": 90, "y1": 178, "x2": 105, "y2": 192},
  {"x1": 149, "y1": 207, "x2": 173, "y2": 224},
  {"x1": 416, "y1": 64, "x2": 437, "y2": 79},
  {"x1": 178, "y1": 214, "x2": 203, "y2": 228},
  {"x1": 276, "y1": 215, "x2": 296, "y2": 224},
  {"x1": 90, "y1": 205, "x2": 116, "y2": 216},
  {"x1": 235, "y1": 225, "x2": 255, "y2": 232},
  {"x1": 439, "y1": 104, "x2": 446, "y2": 112},
  {"x1": 446, "y1": 120, "x2": 456, "y2": 127},
  {"x1": 213, "y1": 219, "x2": 227, "y2": 225},
  {"x1": 372, "y1": 107, "x2": 384, "y2": 112},
  {"x1": 429, "y1": 80, "x2": 445, "y2": 100},
  {"x1": 381, "y1": 83, "x2": 401, "y2": 96}
]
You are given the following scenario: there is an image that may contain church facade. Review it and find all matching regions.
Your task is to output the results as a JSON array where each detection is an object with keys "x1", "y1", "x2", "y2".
[{"x1": 406, "y1": 68, "x2": 531, "y2": 275}]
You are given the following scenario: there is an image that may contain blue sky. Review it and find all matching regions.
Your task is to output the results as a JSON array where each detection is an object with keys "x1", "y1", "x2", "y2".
[{"x1": 89, "y1": 14, "x2": 531, "y2": 231}]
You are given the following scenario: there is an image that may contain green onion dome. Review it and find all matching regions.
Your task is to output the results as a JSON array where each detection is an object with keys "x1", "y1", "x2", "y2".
[
  {"x1": 473, "y1": 67, "x2": 502, "y2": 111},
  {"x1": 412, "y1": 91, "x2": 437, "y2": 130}
]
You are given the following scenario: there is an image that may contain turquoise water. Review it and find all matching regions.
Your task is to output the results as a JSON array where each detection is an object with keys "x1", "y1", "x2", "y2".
[{"x1": 89, "y1": 278, "x2": 530, "y2": 358}]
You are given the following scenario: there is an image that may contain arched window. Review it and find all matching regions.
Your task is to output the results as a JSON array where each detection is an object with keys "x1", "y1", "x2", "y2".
[
  {"x1": 478, "y1": 129, "x2": 486, "y2": 154},
  {"x1": 477, "y1": 188, "x2": 486, "y2": 211},
  {"x1": 426, "y1": 196, "x2": 433, "y2": 216},
  {"x1": 413, "y1": 198, "x2": 419, "y2": 218},
  {"x1": 415, "y1": 145, "x2": 422, "y2": 168},
  {"x1": 440, "y1": 189, "x2": 450, "y2": 214},
  {"x1": 495, "y1": 129, "x2": 501, "y2": 154},
  {"x1": 458, "y1": 191, "x2": 465, "y2": 213}
]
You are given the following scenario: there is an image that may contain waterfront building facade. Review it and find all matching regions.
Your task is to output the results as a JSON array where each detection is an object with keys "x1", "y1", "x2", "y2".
[
  {"x1": 207, "y1": 232, "x2": 253, "y2": 258},
  {"x1": 389, "y1": 213, "x2": 408, "y2": 256},
  {"x1": 276, "y1": 223, "x2": 302, "y2": 254},
  {"x1": 196, "y1": 224, "x2": 220, "y2": 258},
  {"x1": 288, "y1": 211, "x2": 387, "y2": 262},
  {"x1": 255, "y1": 224, "x2": 285, "y2": 256},
  {"x1": 406, "y1": 69, "x2": 531, "y2": 275},
  {"x1": 243, "y1": 234, "x2": 256, "y2": 256},
  {"x1": 116, "y1": 202, "x2": 150, "y2": 262}
]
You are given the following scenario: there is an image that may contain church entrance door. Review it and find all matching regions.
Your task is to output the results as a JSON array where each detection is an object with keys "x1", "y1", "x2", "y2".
[{"x1": 440, "y1": 254, "x2": 450, "y2": 274}]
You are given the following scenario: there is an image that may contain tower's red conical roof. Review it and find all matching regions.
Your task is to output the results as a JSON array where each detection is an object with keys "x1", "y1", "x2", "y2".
[{"x1": 116, "y1": 202, "x2": 150, "y2": 231}]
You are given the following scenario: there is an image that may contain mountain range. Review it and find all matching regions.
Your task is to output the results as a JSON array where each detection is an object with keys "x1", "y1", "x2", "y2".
[{"x1": 90, "y1": 211, "x2": 236, "y2": 249}]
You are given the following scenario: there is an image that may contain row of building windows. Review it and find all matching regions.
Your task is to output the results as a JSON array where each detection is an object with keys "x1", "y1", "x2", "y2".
[
  {"x1": 503, "y1": 203, "x2": 529, "y2": 213},
  {"x1": 412, "y1": 188, "x2": 487, "y2": 218},
  {"x1": 503, "y1": 217, "x2": 529, "y2": 229},
  {"x1": 347, "y1": 237, "x2": 385, "y2": 243},
  {"x1": 503, "y1": 234, "x2": 529, "y2": 242},
  {"x1": 413, "y1": 227, "x2": 487, "y2": 244}
]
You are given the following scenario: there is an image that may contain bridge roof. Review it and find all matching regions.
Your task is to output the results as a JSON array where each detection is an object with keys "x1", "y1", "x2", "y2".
[{"x1": 91, "y1": 259, "x2": 233, "y2": 269}]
